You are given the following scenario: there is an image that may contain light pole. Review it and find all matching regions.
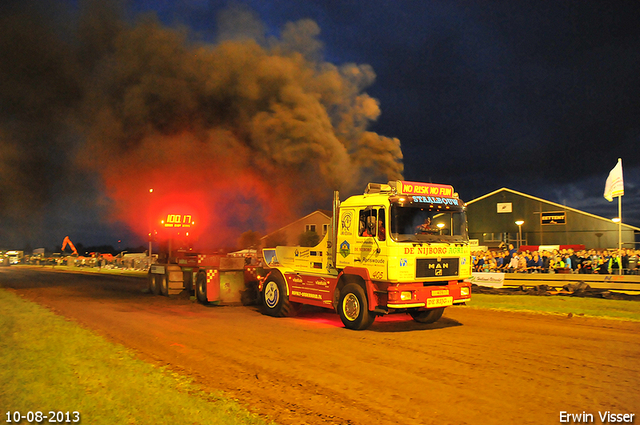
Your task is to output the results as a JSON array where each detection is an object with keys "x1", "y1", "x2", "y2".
[
  {"x1": 148, "y1": 188, "x2": 154, "y2": 269},
  {"x1": 515, "y1": 220, "x2": 524, "y2": 249}
]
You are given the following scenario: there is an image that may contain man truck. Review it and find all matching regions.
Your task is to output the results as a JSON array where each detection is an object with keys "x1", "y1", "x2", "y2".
[{"x1": 259, "y1": 180, "x2": 472, "y2": 330}]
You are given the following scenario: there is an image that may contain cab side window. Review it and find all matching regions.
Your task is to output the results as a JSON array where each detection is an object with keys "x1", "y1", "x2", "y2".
[
  {"x1": 359, "y1": 209, "x2": 377, "y2": 237},
  {"x1": 377, "y1": 208, "x2": 386, "y2": 241}
]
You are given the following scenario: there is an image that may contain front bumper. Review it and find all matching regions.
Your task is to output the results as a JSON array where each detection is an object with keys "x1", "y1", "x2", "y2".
[{"x1": 385, "y1": 280, "x2": 471, "y2": 309}]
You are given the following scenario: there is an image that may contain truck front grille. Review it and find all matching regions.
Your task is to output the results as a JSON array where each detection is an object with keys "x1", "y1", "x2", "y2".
[{"x1": 416, "y1": 258, "x2": 459, "y2": 278}]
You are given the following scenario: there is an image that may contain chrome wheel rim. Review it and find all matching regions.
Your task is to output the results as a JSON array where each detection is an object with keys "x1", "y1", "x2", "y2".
[{"x1": 342, "y1": 293, "x2": 360, "y2": 321}]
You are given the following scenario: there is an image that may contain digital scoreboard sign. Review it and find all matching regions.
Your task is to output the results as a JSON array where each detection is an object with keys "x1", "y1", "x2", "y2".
[{"x1": 162, "y1": 214, "x2": 193, "y2": 228}]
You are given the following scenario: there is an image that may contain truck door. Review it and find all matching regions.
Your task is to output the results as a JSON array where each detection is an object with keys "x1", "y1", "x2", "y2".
[{"x1": 355, "y1": 207, "x2": 387, "y2": 280}]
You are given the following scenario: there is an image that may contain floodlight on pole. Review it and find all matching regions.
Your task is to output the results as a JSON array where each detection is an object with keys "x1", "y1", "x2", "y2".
[{"x1": 515, "y1": 220, "x2": 524, "y2": 248}]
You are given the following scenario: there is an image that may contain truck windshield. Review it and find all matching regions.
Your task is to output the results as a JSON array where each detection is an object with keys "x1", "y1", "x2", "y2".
[{"x1": 390, "y1": 203, "x2": 468, "y2": 243}]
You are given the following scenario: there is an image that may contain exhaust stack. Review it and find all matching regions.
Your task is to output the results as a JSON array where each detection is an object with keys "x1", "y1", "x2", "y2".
[{"x1": 331, "y1": 190, "x2": 340, "y2": 270}]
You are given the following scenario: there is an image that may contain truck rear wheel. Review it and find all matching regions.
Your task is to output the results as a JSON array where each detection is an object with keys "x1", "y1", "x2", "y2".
[
  {"x1": 338, "y1": 283, "x2": 375, "y2": 330},
  {"x1": 410, "y1": 307, "x2": 445, "y2": 324},
  {"x1": 196, "y1": 272, "x2": 208, "y2": 305},
  {"x1": 261, "y1": 273, "x2": 295, "y2": 317}
]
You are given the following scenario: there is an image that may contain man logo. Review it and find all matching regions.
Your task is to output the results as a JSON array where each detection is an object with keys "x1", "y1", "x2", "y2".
[{"x1": 400, "y1": 258, "x2": 408, "y2": 267}]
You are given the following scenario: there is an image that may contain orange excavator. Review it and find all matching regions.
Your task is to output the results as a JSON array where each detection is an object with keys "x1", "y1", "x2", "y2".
[{"x1": 61, "y1": 236, "x2": 78, "y2": 255}]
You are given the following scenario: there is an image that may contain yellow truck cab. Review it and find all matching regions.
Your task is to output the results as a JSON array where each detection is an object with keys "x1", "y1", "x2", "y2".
[{"x1": 261, "y1": 180, "x2": 472, "y2": 330}]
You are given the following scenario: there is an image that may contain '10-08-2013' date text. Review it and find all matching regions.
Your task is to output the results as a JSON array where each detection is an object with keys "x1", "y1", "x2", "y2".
[{"x1": 5, "y1": 411, "x2": 80, "y2": 423}]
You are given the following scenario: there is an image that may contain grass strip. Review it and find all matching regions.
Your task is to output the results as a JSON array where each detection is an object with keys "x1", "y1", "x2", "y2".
[
  {"x1": 466, "y1": 293, "x2": 640, "y2": 321},
  {"x1": 0, "y1": 289, "x2": 275, "y2": 425}
]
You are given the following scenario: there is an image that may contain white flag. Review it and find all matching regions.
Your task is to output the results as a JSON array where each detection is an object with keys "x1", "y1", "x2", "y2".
[{"x1": 604, "y1": 158, "x2": 624, "y2": 202}]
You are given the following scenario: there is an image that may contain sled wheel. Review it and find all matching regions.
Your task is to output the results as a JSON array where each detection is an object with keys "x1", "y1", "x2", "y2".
[
  {"x1": 149, "y1": 273, "x2": 162, "y2": 296},
  {"x1": 196, "y1": 272, "x2": 208, "y2": 305},
  {"x1": 160, "y1": 274, "x2": 169, "y2": 296}
]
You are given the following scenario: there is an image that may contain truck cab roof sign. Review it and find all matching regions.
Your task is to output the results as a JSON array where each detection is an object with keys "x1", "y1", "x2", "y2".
[{"x1": 395, "y1": 181, "x2": 455, "y2": 198}]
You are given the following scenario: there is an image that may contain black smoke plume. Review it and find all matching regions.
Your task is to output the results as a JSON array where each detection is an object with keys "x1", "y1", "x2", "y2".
[{"x1": 0, "y1": 1, "x2": 403, "y2": 249}]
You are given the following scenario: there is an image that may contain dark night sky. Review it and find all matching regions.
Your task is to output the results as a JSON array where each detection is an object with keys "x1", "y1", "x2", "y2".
[{"x1": 1, "y1": 0, "x2": 639, "y2": 251}]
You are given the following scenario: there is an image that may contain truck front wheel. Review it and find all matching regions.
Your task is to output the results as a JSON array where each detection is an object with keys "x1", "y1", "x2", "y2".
[
  {"x1": 261, "y1": 273, "x2": 295, "y2": 317},
  {"x1": 410, "y1": 307, "x2": 445, "y2": 324},
  {"x1": 196, "y1": 272, "x2": 208, "y2": 305},
  {"x1": 338, "y1": 283, "x2": 375, "y2": 330}
]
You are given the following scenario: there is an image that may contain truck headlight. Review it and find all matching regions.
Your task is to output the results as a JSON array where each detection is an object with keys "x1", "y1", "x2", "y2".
[
  {"x1": 400, "y1": 291, "x2": 412, "y2": 301},
  {"x1": 460, "y1": 287, "x2": 470, "y2": 297}
]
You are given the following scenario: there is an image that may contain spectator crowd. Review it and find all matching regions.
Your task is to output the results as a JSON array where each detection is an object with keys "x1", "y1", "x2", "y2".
[{"x1": 472, "y1": 244, "x2": 639, "y2": 275}]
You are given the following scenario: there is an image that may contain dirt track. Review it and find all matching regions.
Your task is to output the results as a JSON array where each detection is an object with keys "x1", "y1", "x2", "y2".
[{"x1": 2, "y1": 267, "x2": 639, "y2": 425}]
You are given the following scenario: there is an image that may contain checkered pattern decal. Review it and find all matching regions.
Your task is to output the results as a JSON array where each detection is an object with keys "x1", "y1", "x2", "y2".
[{"x1": 206, "y1": 269, "x2": 218, "y2": 283}]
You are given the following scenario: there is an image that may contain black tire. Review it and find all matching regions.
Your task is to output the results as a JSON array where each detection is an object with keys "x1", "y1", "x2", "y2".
[
  {"x1": 338, "y1": 283, "x2": 375, "y2": 330},
  {"x1": 410, "y1": 307, "x2": 445, "y2": 324},
  {"x1": 160, "y1": 274, "x2": 169, "y2": 296},
  {"x1": 261, "y1": 272, "x2": 295, "y2": 317},
  {"x1": 147, "y1": 273, "x2": 155, "y2": 294},
  {"x1": 149, "y1": 273, "x2": 161, "y2": 295},
  {"x1": 196, "y1": 272, "x2": 208, "y2": 304}
]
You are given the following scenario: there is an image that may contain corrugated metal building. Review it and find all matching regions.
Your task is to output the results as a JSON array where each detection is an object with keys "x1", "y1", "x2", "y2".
[{"x1": 466, "y1": 188, "x2": 639, "y2": 250}]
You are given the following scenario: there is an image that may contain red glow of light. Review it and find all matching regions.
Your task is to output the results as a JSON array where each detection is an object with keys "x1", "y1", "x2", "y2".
[
  {"x1": 97, "y1": 132, "x2": 305, "y2": 250},
  {"x1": 293, "y1": 310, "x2": 422, "y2": 329},
  {"x1": 296, "y1": 314, "x2": 344, "y2": 329},
  {"x1": 374, "y1": 314, "x2": 415, "y2": 323}
]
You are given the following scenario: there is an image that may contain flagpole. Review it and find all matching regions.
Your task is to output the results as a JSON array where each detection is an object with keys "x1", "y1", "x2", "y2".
[
  {"x1": 604, "y1": 157, "x2": 624, "y2": 255},
  {"x1": 618, "y1": 193, "x2": 622, "y2": 252},
  {"x1": 617, "y1": 157, "x2": 622, "y2": 253}
]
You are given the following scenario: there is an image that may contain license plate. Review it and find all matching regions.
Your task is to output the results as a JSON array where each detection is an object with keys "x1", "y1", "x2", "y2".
[{"x1": 427, "y1": 296, "x2": 453, "y2": 308}]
